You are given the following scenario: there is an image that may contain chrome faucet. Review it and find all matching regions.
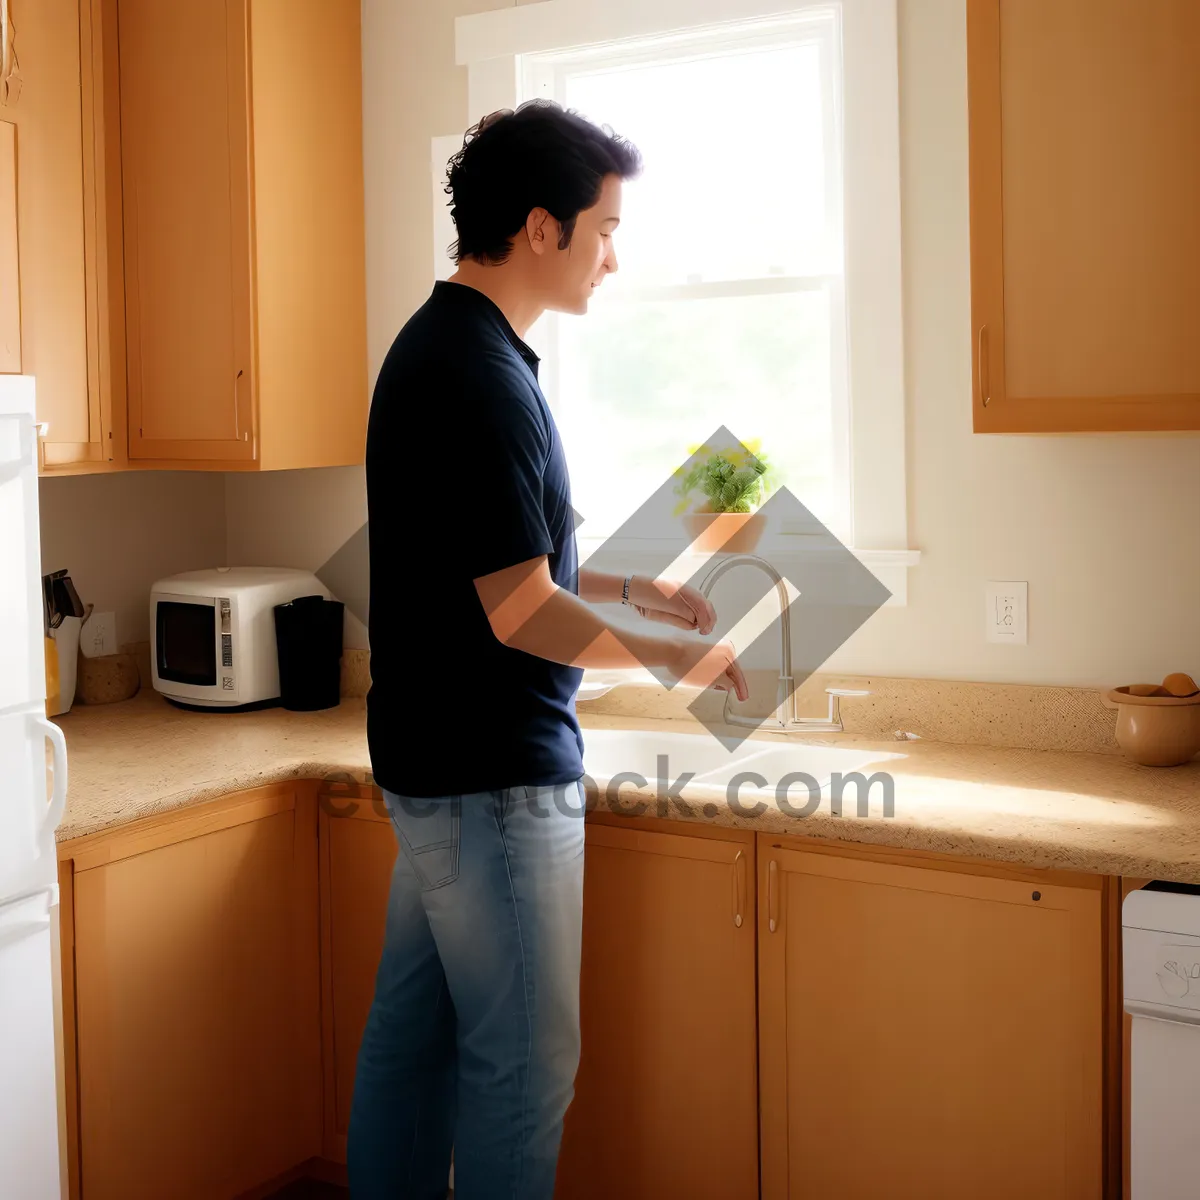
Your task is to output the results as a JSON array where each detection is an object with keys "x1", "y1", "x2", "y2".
[{"x1": 696, "y1": 552, "x2": 868, "y2": 733}]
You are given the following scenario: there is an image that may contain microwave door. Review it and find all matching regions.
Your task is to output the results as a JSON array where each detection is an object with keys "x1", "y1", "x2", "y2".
[{"x1": 156, "y1": 600, "x2": 218, "y2": 688}]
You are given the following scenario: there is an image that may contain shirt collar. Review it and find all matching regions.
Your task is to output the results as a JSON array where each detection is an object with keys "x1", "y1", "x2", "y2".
[{"x1": 433, "y1": 280, "x2": 541, "y2": 372}]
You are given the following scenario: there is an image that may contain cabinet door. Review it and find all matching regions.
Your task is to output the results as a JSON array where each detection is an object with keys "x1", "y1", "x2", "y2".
[
  {"x1": 73, "y1": 789, "x2": 321, "y2": 1199},
  {"x1": 555, "y1": 821, "x2": 759, "y2": 1200},
  {"x1": 968, "y1": 0, "x2": 1200, "y2": 432},
  {"x1": 758, "y1": 840, "x2": 1104, "y2": 1200},
  {"x1": 118, "y1": 0, "x2": 253, "y2": 462},
  {"x1": 320, "y1": 802, "x2": 397, "y2": 1161},
  {"x1": 4, "y1": 0, "x2": 112, "y2": 467}
]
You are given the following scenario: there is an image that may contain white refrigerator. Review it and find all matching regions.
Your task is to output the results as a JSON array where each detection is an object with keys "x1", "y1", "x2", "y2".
[{"x1": 0, "y1": 375, "x2": 69, "y2": 1199}]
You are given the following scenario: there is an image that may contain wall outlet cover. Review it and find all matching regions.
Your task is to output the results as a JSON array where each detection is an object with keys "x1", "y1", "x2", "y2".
[
  {"x1": 82, "y1": 610, "x2": 119, "y2": 659},
  {"x1": 985, "y1": 581, "x2": 1028, "y2": 645}
]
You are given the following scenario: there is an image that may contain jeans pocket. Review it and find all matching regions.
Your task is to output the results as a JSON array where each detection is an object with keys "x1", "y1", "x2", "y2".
[{"x1": 386, "y1": 793, "x2": 461, "y2": 890}]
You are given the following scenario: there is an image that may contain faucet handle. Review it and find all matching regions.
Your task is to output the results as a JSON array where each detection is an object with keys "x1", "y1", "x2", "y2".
[{"x1": 826, "y1": 687, "x2": 870, "y2": 698}]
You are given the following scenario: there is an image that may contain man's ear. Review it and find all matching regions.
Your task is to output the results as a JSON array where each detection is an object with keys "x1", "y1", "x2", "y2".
[{"x1": 525, "y1": 208, "x2": 553, "y2": 256}]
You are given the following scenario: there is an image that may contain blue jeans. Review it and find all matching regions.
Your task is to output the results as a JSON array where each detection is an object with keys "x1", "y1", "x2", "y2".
[{"x1": 347, "y1": 780, "x2": 587, "y2": 1199}]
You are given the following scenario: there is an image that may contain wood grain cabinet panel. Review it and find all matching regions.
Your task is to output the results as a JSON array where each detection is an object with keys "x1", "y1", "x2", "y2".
[
  {"x1": 555, "y1": 820, "x2": 760, "y2": 1200},
  {"x1": 71, "y1": 788, "x2": 322, "y2": 1199},
  {"x1": 114, "y1": 0, "x2": 367, "y2": 469},
  {"x1": 968, "y1": 0, "x2": 1200, "y2": 432},
  {"x1": 3, "y1": 0, "x2": 118, "y2": 469},
  {"x1": 758, "y1": 838, "x2": 1106, "y2": 1199}
]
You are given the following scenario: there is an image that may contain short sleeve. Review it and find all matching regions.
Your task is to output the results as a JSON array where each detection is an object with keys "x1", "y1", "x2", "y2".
[{"x1": 453, "y1": 385, "x2": 554, "y2": 581}]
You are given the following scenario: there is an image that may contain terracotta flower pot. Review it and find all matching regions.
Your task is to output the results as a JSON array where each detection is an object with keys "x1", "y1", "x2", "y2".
[
  {"x1": 683, "y1": 511, "x2": 766, "y2": 554},
  {"x1": 1104, "y1": 687, "x2": 1200, "y2": 767}
]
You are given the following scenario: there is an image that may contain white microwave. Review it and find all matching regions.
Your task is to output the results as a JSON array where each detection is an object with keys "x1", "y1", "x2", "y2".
[{"x1": 149, "y1": 567, "x2": 328, "y2": 709}]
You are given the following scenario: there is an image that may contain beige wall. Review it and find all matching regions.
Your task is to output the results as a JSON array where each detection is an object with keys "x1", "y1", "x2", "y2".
[
  {"x1": 224, "y1": 465, "x2": 368, "y2": 646},
  {"x1": 218, "y1": 0, "x2": 1200, "y2": 686},
  {"x1": 38, "y1": 472, "x2": 226, "y2": 647}
]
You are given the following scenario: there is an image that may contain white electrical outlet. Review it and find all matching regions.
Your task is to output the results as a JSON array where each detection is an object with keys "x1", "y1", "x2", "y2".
[
  {"x1": 82, "y1": 610, "x2": 118, "y2": 659},
  {"x1": 985, "y1": 582, "x2": 1027, "y2": 645}
]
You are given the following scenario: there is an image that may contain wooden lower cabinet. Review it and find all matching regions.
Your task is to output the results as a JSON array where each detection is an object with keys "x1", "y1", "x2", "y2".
[
  {"x1": 55, "y1": 785, "x2": 1122, "y2": 1199},
  {"x1": 758, "y1": 836, "x2": 1107, "y2": 1200},
  {"x1": 319, "y1": 797, "x2": 397, "y2": 1160},
  {"x1": 63, "y1": 785, "x2": 322, "y2": 1199},
  {"x1": 318, "y1": 805, "x2": 761, "y2": 1198},
  {"x1": 556, "y1": 817, "x2": 760, "y2": 1200}
]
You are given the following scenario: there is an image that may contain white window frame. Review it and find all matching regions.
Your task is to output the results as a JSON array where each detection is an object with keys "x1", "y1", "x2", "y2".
[
  {"x1": 524, "y1": 15, "x2": 853, "y2": 552},
  {"x1": 439, "y1": 0, "x2": 919, "y2": 603}
]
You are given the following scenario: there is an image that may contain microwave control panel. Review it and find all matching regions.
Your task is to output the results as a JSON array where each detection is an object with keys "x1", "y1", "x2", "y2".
[{"x1": 219, "y1": 599, "x2": 233, "y2": 678}]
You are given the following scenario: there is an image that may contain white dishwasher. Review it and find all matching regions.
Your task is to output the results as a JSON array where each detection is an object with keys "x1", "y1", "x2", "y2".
[{"x1": 1123, "y1": 884, "x2": 1200, "y2": 1199}]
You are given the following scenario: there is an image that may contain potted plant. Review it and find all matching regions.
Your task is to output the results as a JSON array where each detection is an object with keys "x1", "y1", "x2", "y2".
[{"x1": 673, "y1": 438, "x2": 774, "y2": 553}]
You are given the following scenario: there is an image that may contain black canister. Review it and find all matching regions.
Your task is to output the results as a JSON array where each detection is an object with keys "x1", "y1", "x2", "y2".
[{"x1": 273, "y1": 595, "x2": 344, "y2": 711}]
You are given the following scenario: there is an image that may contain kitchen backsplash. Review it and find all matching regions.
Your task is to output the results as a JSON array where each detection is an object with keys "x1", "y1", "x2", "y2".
[{"x1": 99, "y1": 645, "x2": 1127, "y2": 759}]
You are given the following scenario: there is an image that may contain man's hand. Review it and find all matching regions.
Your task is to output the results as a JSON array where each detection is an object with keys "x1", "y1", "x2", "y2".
[
  {"x1": 627, "y1": 575, "x2": 716, "y2": 634},
  {"x1": 664, "y1": 634, "x2": 749, "y2": 701}
]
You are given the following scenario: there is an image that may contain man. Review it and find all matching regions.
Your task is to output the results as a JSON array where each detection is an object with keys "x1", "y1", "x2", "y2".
[{"x1": 350, "y1": 100, "x2": 747, "y2": 1199}]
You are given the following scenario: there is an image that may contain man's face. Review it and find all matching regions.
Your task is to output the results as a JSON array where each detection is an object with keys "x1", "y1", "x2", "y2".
[{"x1": 539, "y1": 174, "x2": 622, "y2": 316}]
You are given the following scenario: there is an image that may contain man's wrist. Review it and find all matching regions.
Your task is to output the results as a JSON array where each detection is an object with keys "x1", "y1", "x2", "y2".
[
  {"x1": 576, "y1": 567, "x2": 636, "y2": 606},
  {"x1": 624, "y1": 573, "x2": 655, "y2": 610}
]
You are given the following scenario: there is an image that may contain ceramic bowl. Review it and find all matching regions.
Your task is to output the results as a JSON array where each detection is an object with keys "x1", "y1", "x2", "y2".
[{"x1": 1104, "y1": 687, "x2": 1200, "y2": 767}]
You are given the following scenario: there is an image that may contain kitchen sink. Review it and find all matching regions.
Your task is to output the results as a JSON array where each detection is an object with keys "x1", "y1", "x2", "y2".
[
  {"x1": 580, "y1": 726, "x2": 902, "y2": 799},
  {"x1": 581, "y1": 726, "x2": 758, "y2": 785}
]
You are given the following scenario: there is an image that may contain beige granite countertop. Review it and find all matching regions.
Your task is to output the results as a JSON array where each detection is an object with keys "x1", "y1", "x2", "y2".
[
  {"x1": 54, "y1": 691, "x2": 375, "y2": 842},
  {"x1": 52, "y1": 689, "x2": 1200, "y2": 883}
]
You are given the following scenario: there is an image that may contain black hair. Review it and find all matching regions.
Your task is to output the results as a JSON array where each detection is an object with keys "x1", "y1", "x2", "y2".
[{"x1": 444, "y1": 100, "x2": 642, "y2": 265}]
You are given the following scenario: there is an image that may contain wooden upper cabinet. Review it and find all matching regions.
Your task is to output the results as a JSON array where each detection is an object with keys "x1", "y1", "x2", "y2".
[
  {"x1": 118, "y1": 0, "x2": 254, "y2": 463},
  {"x1": 3, "y1": 0, "x2": 121, "y2": 471},
  {"x1": 967, "y1": 0, "x2": 1200, "y2": 432},
  {"x1": 757, "y1": 838, "x2": 1105, "y2": 1200},
  {"x1": 115, "y1": 0, "x2": 367, "y2": 469}
]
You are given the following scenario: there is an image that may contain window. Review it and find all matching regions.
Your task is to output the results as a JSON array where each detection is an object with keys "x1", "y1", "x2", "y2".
[
  {"x1": 522, "y1": 14, "x2": 850, "y2": 542},
  {"x1": 447, "y1": 0, "x2": 916, "y2": 601}
]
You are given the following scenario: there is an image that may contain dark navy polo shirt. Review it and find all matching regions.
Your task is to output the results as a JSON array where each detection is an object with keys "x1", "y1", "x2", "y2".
[{"x1": 365, "y1": 281, "x2": 585, "y2": 797}]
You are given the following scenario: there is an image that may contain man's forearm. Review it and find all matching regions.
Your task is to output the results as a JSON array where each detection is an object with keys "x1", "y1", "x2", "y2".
[
  {"x1": 577, "y1": 567, "x2": 671, "y2": 610},
  {"x1": 576, "y1": 566, "x2": 627, "y2": 605},
  {"x1": 506, "y1": 582, "x2": 680, "y2": 670}
]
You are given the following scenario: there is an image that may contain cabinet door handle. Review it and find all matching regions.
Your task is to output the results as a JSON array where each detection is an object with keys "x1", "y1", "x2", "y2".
[
  {"x1": 768, "y1": 858, "x2": 779, "y2": 933},
  {"x1": 977, "y1": 326, "x2": 990, "y2": 407},
  {"x1": 731, "y1": 849, "x2": 745, "y2": 928},
  {"x1": 234, "y1": 369, "x2": 245, "y2": 439}
]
